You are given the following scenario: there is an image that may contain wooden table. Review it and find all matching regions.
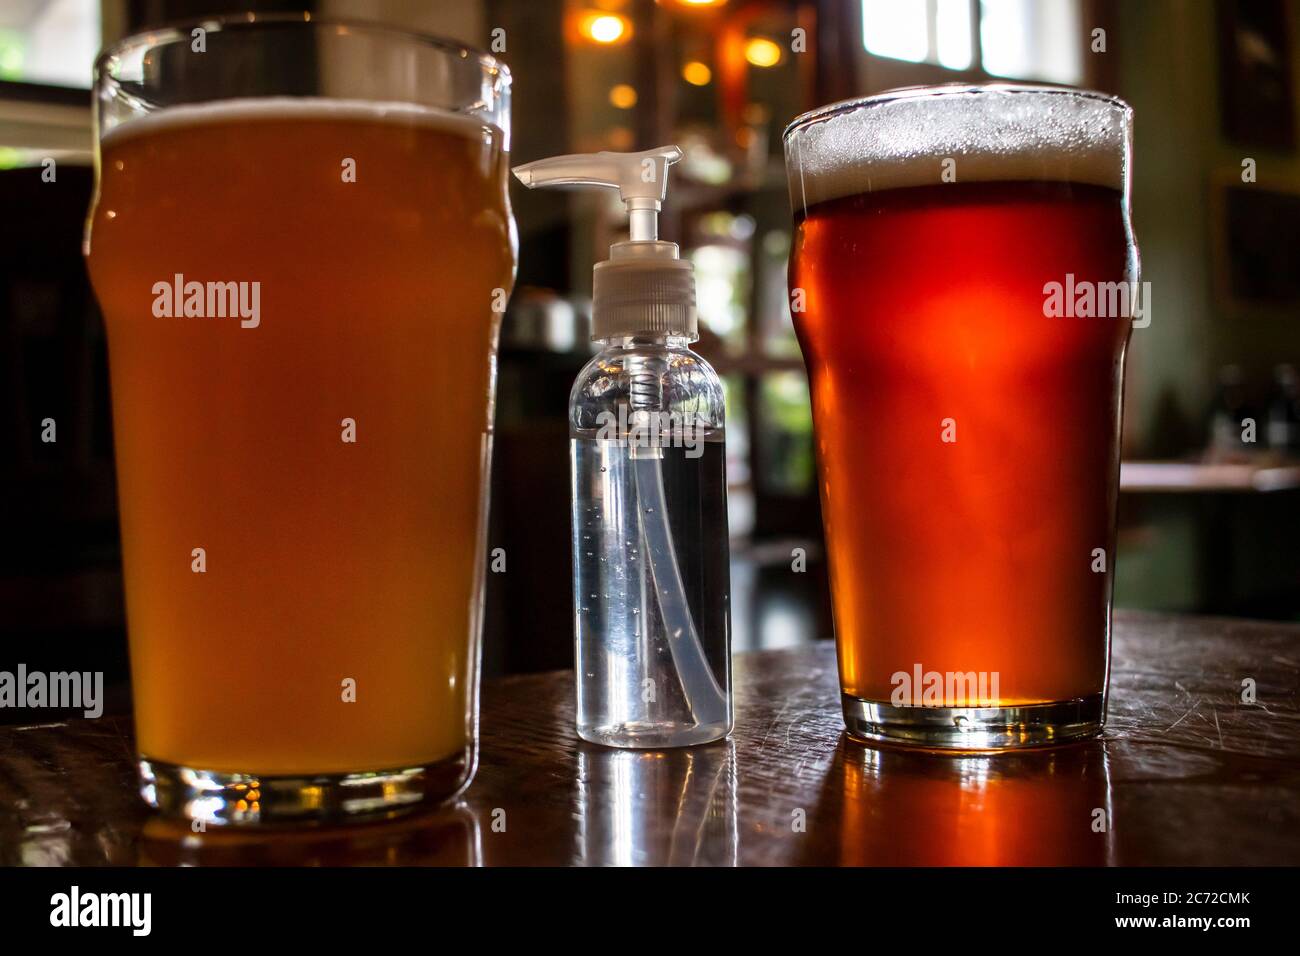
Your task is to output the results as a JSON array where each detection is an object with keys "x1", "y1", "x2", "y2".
[{"x1": 2, "y1": 610, "x2": 1298, "y2": 866}]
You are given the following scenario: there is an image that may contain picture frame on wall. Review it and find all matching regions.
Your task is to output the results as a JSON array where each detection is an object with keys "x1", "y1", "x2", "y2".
[
  {"x1": 1210, "y1": 173, "x2": 1300, "y2": 315},
  {"x1": 1216, "y1": 0, "x2": 1297, "y2": 150}
]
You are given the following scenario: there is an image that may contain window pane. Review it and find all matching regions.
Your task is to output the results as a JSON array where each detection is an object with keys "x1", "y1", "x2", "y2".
[
  {"x1": 759, "y1": 230, "x2": 800, "y2": 359},
  {"x1": 862, "y1": 0, "x2": 928, "y2": 64},
  {"x1": 690, "y1": 242, "x2": 750, "y2": 354},
  {"x1": 935, "y1": 0, "x2": 973, "y2": 70},
  {"x1": 758, "y1": 372, "x2": 815, "y2": 494},
  {"x1": 980, "y1": 0, "x2": 1083, "y2": 85},
  {"x1": 0, "y1": 0, "x2": 100, "y2": 89}
]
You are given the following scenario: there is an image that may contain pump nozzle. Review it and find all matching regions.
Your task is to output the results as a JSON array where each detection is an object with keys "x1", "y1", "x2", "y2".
[
  {"x1": 513, "y1": 145, "x2": 682, "y2": 242},
  {"x1": 513, "y1": 144, "x2": 695, "y2": 340}
]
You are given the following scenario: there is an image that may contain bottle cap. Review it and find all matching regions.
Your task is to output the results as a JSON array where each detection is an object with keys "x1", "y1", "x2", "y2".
[{"x1": 512, "y1": 145, "x2": 697, "y2": 341}]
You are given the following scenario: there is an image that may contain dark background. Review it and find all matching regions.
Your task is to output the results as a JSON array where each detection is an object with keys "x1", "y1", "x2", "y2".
[{"x1": 2, "y1": 0, "x2": 1298, "y2": 723}]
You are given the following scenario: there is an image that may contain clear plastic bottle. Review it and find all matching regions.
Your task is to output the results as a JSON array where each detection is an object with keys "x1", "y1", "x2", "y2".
[
  {"x1": 570, "y1": 335, "x2": 731, "y2": 747},
  {"x1": 513, "y1": 144, "x2": 733, "y2": 748}
]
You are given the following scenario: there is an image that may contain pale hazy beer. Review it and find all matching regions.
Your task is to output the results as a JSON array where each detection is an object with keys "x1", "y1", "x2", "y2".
[
  {"x1": 86, "y1": 20, "x2": 514, "y2": 820},
  {"x1": 785, "y1": 87, "x2": 1136, "y2": 748}
]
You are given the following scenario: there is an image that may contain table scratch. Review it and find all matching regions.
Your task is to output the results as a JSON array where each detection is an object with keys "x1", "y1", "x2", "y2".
[
  {"x1": 1163, "y1": 698, "x2": 1201, "y2": 734},
  {"x1": 757, "y1": 700, "x2": 792, "y2": 755}
]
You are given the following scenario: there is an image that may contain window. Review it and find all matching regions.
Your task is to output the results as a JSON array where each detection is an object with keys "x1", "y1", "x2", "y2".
[
  {"x1": 864, "y1": 0, "x2": 973, "y2": 70},
  {"x1": 0, "y1": 0, "x2": 100, "y2": 160},
  {"x1": 862, "y1": 0, "x2": 1084, "y2": 85},
  {"x1": 0, "y1": 0, "x2": 100, "y2": 90}
]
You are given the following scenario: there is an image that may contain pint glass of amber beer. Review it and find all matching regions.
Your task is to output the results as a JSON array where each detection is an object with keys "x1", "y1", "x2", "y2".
[
  {"x1": 85, "y1": 17, "x2": 514, "y2": 820},
  {"x1": 785, "y1": 86, "x2": 1136, "y2": 749}
]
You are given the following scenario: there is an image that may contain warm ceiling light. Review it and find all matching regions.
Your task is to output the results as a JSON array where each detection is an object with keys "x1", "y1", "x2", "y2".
[
  {"x1": 744, "y1": 37, "x2": 782, "y2": 68},
  {"x1": 674, "y1": 0, "x2": 728, "y2": 7},
  {"x1": 609, "y1": 84, "x2": 638, "y2": 109},
  {"x1": 582, "y1": 13, "x2": 631, "y2": 44},
  {"x1": 682, "y1": 61, "x2": 712, "y2": 85}
]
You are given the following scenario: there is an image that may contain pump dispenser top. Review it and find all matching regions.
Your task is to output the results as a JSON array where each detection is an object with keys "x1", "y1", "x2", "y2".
[{"x1": 512, "y1": 145, "x2": 697, "y2": 341}]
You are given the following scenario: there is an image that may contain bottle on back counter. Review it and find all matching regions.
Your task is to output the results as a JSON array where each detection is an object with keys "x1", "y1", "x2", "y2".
[
  {"x1": 513, "y1": 146, "x2": 732, "y2": 748},
  {"x1": 1268, "y1": 364, "x2": 1300, "y2": 456}
]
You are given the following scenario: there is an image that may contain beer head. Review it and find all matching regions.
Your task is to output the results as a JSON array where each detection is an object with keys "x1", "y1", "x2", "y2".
[{"x1": 783, "y1": 85, "x2": 1132, "y2": 214}]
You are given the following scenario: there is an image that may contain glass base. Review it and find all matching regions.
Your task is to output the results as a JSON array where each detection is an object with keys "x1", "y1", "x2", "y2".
[
  {"x1": 139, "y1": 750, "x2": 471, "y2": 826},
  {"x1": 842, "y1": 693, "x2": 1104, "y2": 751},
  {"x1": 578, "y1": 720, "x2": 731, "y2": 749}
]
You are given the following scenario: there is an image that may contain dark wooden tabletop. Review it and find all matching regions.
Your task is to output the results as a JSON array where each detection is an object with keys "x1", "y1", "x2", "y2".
[{"x1": 2, "y1": 610, "x2": 1298, "y2": 866}]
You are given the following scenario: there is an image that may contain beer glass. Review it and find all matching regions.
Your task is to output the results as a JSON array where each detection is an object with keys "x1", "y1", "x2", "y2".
[
  {"x1": 85, "y1": 16, "x2": 514, "y2": 821},
  {"x1": 785, "y1": 86, "x2": 1136, "y2": 749}
]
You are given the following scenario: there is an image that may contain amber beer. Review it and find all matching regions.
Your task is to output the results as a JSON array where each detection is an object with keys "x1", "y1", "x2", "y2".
[
  {"x1": 786, "y1": 87, "x2": 1136, "y2": 748},
  {"x1": 86, "y1": 99, "x2": 513, "y2": 803}
]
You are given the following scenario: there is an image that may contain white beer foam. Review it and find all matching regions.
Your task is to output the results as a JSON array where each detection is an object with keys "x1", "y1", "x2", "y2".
[
  {"x1": 101, "y1": 96, "x2": 501, "y2": 146},
  {"x1": 785, "y1": 86, "x2": 1129, "y2": 210}
]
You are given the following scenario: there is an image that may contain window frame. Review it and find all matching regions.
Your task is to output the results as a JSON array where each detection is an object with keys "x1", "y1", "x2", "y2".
[
  {"x1": 855, "y1": 0, "x2": 1117, "y2": 94},
  {"x1": 0, "y1": 83, "x2": 92, "y2": 157}
]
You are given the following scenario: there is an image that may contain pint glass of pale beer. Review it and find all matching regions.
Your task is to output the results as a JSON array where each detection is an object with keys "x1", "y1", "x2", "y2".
[
  {"x1": 785, "y1": 86, "x2": 1136, "y2": 749},
  {"x1": 85, "y1": 17, "x2": 514, "y2": 820}
]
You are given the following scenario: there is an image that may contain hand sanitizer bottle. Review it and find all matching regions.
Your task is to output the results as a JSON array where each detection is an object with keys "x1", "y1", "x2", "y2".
[{"x1": 513, "y1": 146, "x2": 732, "y2": 748}]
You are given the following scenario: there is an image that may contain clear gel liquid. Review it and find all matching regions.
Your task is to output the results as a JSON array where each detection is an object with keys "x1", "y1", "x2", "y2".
[{"x1": 571, "y1": 434, "x2": 732, "y2": 748}]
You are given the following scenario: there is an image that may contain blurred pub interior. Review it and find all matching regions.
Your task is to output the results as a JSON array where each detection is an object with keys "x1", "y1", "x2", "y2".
[{"x1": 2, "y1": 0, "x2": 1298, "y2": 722}]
